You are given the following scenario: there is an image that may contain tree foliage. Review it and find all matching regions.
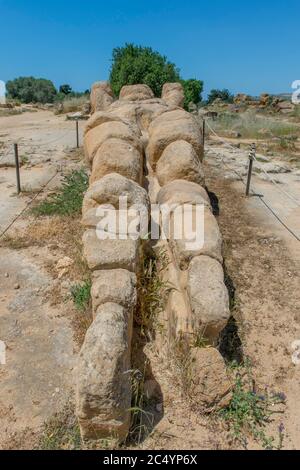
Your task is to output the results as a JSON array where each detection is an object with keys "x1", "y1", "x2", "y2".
[
  {"x1": 110, "y1": 44, "x2": 181, "y2": 97},
  {"x1": 59, "y1": 84, "x2": 73, "y2": 95},
  {"x1": 181, "y1": 79, "x2": 203, "y2": 109},
  {"x1": 207, "y1": 88, "x2": 234, "y2": 105},
  {"x1": 109, "y1": 43, "x2": 203, "y2": 109},
  {"x1": 6, "y1": 77, "x2": 57, "y2": 104}
]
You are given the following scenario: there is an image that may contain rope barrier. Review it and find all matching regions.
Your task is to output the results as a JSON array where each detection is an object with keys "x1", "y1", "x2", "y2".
[
  {"x1": 205, "y1": 122, "x2": 300, "y2": 243},
  {"x1": 18, "y1": 127, "x2": 75, "y2": 148},
  {"x1": 205, "y1": 119, "x2": 300, "y2": 207},
  {"x1": 0, "y1": 169, "x2": 61, "y2": 240}
]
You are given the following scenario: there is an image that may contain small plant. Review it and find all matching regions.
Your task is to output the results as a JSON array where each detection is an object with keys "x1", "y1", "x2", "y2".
[
  {"x1": 20, "y1": 154, "x2": 29, "y2": 165},
  {"x1": 32, "y1": 169, "x2": 88, "y2": 217},
  {"x1": 127, "y1": 367, "x2": 154, "y2": 445},
  {"x1": 135, "y1": 246, "x2": 170, "y2": 337},
  {"x1": 219, "y1": 361, "x2": 286, "y2": 449},
  {"x1": 38, "y1": 405, "x2": 82, "y2": 450},
  {"x1": 193, "y1": 330, "x2": 210, "y2": 348},
  {"x1": 71, "y1": 280, "x2": 91, "y2": 311}
]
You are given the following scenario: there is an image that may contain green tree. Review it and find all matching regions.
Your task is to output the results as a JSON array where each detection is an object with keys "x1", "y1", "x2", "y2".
[
  {"x1": 6, "y1": 77, "x2": 57, "y2": 103},
  {"x1": 181, "y1": 79, "x2": 203, "y2": 109},
  {"x1": 207, "y1": 88, "x2": 234, "y2": 105},
  {"x1": 109, "y1": 43, "x2": 181, "y2": 97},
  {"x1": 59, "y1": 84, "x2": 73, "y2": 95}
]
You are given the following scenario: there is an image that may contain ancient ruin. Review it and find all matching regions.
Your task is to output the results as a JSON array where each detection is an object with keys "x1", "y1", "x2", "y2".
[{"x1": 76, "y1": 81, "x2": 231, "y2": 443}]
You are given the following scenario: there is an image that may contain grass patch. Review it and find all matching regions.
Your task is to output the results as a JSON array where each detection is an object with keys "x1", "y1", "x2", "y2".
[
  {"x1": 32, "y1": 169, "x2": 88, "y2": 217},
  {"x1": 127, "y1": 245, "x2": 169, "y2": 445},
  {"x1": 208, "y1": 110, "x2": 299, "y2": 140},
  {"x1": 219, "y1": 360, "x2": 286, "y2": 449},
  {"x1": 128, "y1": 366, "x2": 155, "y2": 445},
  {"x1": 55, "y1": 96, "x2": 88, "y2": 115},
  {"x1": 38, "y1": 405, "x2": 82, "y2": 450},
  {"x1": 135, "y1": 245, "x2": 170, "y2": 338},
  {"x1": 71, "y1": 280, "x2": 92, "y2": 311}
]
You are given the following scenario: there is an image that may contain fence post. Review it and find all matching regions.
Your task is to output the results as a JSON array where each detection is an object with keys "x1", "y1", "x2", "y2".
[
  {"x1": 246, "y1": 143, "x2": 256, "y2": 197},
  {"x1": 76, "y1": 120, "x2": 79, "y2": 148},
  {"x1": 202, "y1": 119, "x2": 205, "y2": 147},
  {"x1": 14, "y1": 143, "x2": 21, "y2": 194}
]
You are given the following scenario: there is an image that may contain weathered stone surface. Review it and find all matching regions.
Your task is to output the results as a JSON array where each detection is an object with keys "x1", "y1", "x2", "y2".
[
  {"x1": 108, "y1": 100, "x2": 169, "y2": 131},
  {"x1": 156, "y1": 140, "x2": 205, "y2": 187},
  {"x1": 170, "y1": 207, "x2": 223, "y2": 269},
  {"x1": 162, "y1": 82, "x2": 185, "y2": 108},
  {"x1": 76, "y1": 302, "x2": 132, "y2": 441},
  {"x1": 90, "y1": 81, "x2": 114, "y2": 113},
  {"x1": 84, "y1": 111, "x2": 123, "y2": 135},
  {"x1": 84, "y1": 121, "x2": 142, "y2": 163},
  {"x1": 82, "y1": 229, "x2": 139, "y2": 272},
  {"x1": 120, "y1": 84, "x2": 154, "y2": 102},
  {"x1": 168, "y1": 289, "x2": 193, "y2": 341},
  {"x1": 91, "y1": 269, "x2": 137, "y2": 317},
  {"x1": 157, "y1": 179, "x2": 211, "y2": 208},
  {"x1": 81, "y1": 207, "x2": 146, "y2": 236},
  {"x1": 90, "y1": 138, "x2": 143, "y2": 185},
  {"x1": 83, "y1": 173, "x2": 149, "y2": 213},
  {"x1": 147, "y1": 109, "x2": 203, "y2": 168},
  {"x1": 187, "y1": 256, "x2": 230, "y2": 342},
  {"x1": 188, "y1": 348, "x2": 232, "y2": 411}
]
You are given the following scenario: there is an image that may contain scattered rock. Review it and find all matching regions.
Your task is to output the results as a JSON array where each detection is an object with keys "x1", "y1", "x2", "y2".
[{"x1": 188, "y1": 347, "x2": 232, "y2": 411}]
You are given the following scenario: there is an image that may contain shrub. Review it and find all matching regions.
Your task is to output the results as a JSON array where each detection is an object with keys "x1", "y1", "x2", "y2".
[
  {"x1": 110, "y1": 43, "x2": 181, "y2": 97},
  {"x1": 59, "y1": 84, "x2": 73, "y2": 95},
  {"x1": 207, "y1": 88, "x2": 234, "y2": 105},
  {"x1": 181, "y1": 78, "x2": 203, "y2": 109},
  {"x1": 71, "y1": 280, "x2": 92, "y2": 311},
  {"x1": 55, "y1": 96, "x2": 89, "y2": 114},
  {"x1": 6, "y1": 77, "x2": 57, "y2": 104},
  {"x1": 32, "y1": 169, "x2": 89, "y2": 217}
]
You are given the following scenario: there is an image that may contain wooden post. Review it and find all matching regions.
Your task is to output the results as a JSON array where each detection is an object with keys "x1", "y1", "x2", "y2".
[
  {"x1": 246, "y1": 143, "x2": 256, "y2": 197},
  {"x1": 76, "y1": 120, "x2": 79, "y2": 148},
  {"x1": 14, "y1": 143, "x2": 21, "y2": 194}
]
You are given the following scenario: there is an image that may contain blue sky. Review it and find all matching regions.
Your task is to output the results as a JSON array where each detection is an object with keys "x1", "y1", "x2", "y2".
[{"x1": 0, "y1": 0, "x2": 299, "y2": 97}]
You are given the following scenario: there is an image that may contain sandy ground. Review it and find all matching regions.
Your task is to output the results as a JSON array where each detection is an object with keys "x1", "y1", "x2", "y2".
[
  {"x1": 0, "y1": 110, "x2": 300, "y2": 450},
  {"x1": 204, "y1": 144, "x2": 300, "y2": 450},
  {"x1": 206, "y1": 140, "x2": 300, "y2": 263},
  {"x1": 0, "y1": 110, "x2": 84, "y2": 449},
  {"x1": 0, "y1": 110, "x2": 84, "y2": 234}
]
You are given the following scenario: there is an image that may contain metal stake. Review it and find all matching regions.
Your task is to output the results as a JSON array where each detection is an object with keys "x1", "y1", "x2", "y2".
[
  {"x1": 14, "y1": 143, "x2": 21, "y2": 194},
  {"x1": 246, "y1": 143, "x2": 256, "y2": 197}
]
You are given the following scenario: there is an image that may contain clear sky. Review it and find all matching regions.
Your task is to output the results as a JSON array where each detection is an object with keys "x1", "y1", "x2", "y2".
[{"x1": 0, "y1": 0, "x2": 299, "y2": 97}]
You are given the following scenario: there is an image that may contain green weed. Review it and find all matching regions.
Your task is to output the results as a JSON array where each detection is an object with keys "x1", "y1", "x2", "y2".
[
  {"x1": 135, "y1": 246, "x2": 170, "y2": 337},
  {"x1": 32, "y1": 169, "x2": 88, "y2": 217},
  {"x1": 38, "y1": 405, "x2": 82, "y2": 450},
  {"x1": 219, "y1": 361, "x2": 286, "y2": 449},
  {"x1": 71, "y1": 280, "x2": 92, "y2": 312}
]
